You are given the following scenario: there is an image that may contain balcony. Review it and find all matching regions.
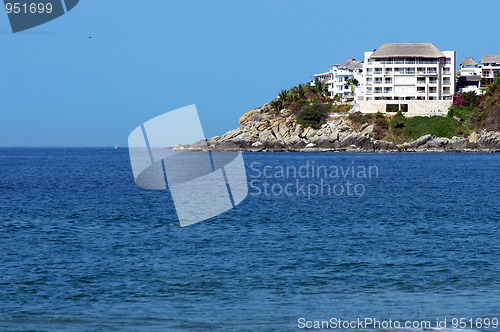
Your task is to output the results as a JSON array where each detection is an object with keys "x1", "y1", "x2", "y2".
[{"x1": 378, "y1": 59, "x2": 437, "y2": 65}]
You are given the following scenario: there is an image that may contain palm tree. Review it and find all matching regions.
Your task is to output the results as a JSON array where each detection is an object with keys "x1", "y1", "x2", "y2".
[
  {"x1": 347, "y1": 77, "x2": 359, "y2": 97},
  {"x1": 278, "y1": 89, "x2": 288, "y2": 102},
  {"x1": 314, "y1": 80, "x2": 329, "y2": 98},
  {"x1": 269, "y1": 99, "x2": 281, "y2": 113},
  {"x1": 296, "y1": 84, "x2": 306, "y2": 100},
  {"x1": 288, "y1": 86, "x2": 299, "y2": 102}
]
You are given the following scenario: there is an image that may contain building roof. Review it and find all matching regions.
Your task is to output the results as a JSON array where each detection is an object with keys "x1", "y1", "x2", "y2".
[
  {"x1": 340, "y1": 58, "x2": 363, "y2": 70},
  {"x1": 313, "y1": 72, "x2": 331, "y2": 78},
  {"x1": 460, "y1": 57, "x2": 478, "y2": 66},
  {"x1": 370, "y1": 43, "x2": 445, "y2": 58},
  {"x1": 481, "y1": 55, "x2": 500, "y2": 64}
]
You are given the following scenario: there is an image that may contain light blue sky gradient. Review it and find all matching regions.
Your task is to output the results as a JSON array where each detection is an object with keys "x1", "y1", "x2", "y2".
[{"x1": 1, "y1": 0, "x2": 499, "y2": 146}]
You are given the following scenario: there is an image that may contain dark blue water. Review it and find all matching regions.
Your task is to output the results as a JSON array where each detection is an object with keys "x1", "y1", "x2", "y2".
[{"x1": 0, "y1": 148, "x2": 499, "y2": 331}]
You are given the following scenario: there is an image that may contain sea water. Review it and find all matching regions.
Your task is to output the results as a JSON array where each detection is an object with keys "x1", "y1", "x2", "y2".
[{"x1": 0, "y1": 148, "x2": 498, "y2": 331}]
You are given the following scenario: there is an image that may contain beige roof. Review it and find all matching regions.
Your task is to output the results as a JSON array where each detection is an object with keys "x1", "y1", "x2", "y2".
[
  {"x1": 460, "y1": 57, "x2": 478, "y2": 66},
  {"x1": 340, "y1": 58, "x2": 363, "y2": 70},
  {"x1": 370, "y1": 43, "x2": 445, "y2": 58},
  {"x1": 481, "y1": 55, "x2": 500, "y2": 64}
]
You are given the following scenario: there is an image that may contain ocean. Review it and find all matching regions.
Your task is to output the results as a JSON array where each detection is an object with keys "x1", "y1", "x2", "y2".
[{"x1": 0, "y1": 148, "x2": 499, "y2": 331}]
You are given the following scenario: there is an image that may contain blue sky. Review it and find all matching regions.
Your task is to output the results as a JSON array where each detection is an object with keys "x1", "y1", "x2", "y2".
[{"x1": 1, "y1": 0, "x2": 499, "y2": 146}]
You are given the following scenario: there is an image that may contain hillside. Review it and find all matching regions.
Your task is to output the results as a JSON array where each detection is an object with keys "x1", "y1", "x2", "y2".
[{"x1": 198, "y1": 77, "x2": 500, "y2": 152}]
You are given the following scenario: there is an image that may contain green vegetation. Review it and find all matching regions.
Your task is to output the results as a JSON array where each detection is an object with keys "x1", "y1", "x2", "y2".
[
  {"x1": 348, "y1": 111, "x2": 460, "y2": 142},
  {"x1": 448, "y1": 74, "x2": 500, "y2": 134},
  {"x1": 389, "y1": 112, "x2": 460, "y2": 140},
  {"x1": 268, "y1": 82, "x2": 352, "y2": 129},
  {"x1": 347, "y1": 112, "x2": 388, "y2": 140},
  {"x1": 296, "y1": 103, "x2": 334, "y2": 129}
]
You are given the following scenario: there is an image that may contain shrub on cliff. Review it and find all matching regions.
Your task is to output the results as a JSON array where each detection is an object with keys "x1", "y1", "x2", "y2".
[
  {"x1": 447, "y1": 74, "x2": 500, "y2": 133},
  {"x1": 347, "y1": 112, "x2": 389, "y2": 140},
  {"x1": 389, "y1": 113, "x2": 460, "y2": 140},
  {"x1": 481, "y1": 74, "x2": 500, "y2": 131},
  {"x1": 296, "y1": 103, "x2": 333, "y2": 129}
]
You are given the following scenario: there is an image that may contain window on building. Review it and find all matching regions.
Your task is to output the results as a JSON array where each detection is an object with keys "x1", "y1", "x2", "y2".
[
  {"x1": 443, "y1": 77, "x2": 451, "y2": 85},
  {"x1": 386, "y1": 104, "x2": 399, "y2": 112}
]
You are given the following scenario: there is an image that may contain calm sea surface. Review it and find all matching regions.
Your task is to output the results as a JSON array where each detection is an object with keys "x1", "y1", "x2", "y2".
[{"x1": 0, "y1": 148, "x2": 499, "y2": 331}]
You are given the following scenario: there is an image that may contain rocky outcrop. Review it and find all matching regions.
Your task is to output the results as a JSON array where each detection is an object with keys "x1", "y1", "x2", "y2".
[{"x1": 198, "y1": 105, "x2": 500, "y2": 152}]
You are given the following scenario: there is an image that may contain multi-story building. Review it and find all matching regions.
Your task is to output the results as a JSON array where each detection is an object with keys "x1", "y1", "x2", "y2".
[
  {"x1": 330, "y1": 59, "x2": 364, "y2": 101},
  {"x1": 458, "y1": 57, "x2": 481, "y2": 94},
  {"x1": 312, "y1": 58, "x2": 363, "y2": 101},
  {"x1": 480, "y1": 55, "x2": 500, "y2": 85},
  {"x1": 359, "y1": 43, "x2": 455, "y2": 116}
]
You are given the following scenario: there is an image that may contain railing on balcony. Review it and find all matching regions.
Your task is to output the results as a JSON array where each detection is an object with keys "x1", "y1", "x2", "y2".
[{"x1": 378, "y1": 59, "x2": 438, "y2": 65}]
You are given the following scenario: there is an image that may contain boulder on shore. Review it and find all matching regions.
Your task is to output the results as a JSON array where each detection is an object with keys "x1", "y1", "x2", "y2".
[{"x1": 195, "y1": 105, "x2": 500, "y2": 152}]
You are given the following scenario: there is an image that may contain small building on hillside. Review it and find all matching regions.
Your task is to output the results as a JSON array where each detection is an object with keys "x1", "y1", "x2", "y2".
[
  {"x1": 359, "y1": 43, "x2": 455, "y2": 116},
  {"x1": 458, "y1": 57, "x2": 481, "y2": 94},
  {"x1": 331, "y1": 59, "x2": 364, "y2": 102},
  {"x1": 312, "y1": 58, "x2": 363, "y2": 102},
  {"x1": 481, "y1": 54, "x2": 500, "y2": 85}
]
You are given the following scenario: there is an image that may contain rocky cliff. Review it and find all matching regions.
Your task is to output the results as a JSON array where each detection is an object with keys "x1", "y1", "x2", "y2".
[{"x1": 196, "y1": 105, "x2": 500, "y2": 152}]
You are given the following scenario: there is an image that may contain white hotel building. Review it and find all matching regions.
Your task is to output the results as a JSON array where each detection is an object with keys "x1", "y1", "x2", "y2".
[
  {"x1": 359, "y1": 43, "x2": 456, "y2": 116},
  {"x1": 312, "y1": 58, "x2": 363, "y2": 101}
]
